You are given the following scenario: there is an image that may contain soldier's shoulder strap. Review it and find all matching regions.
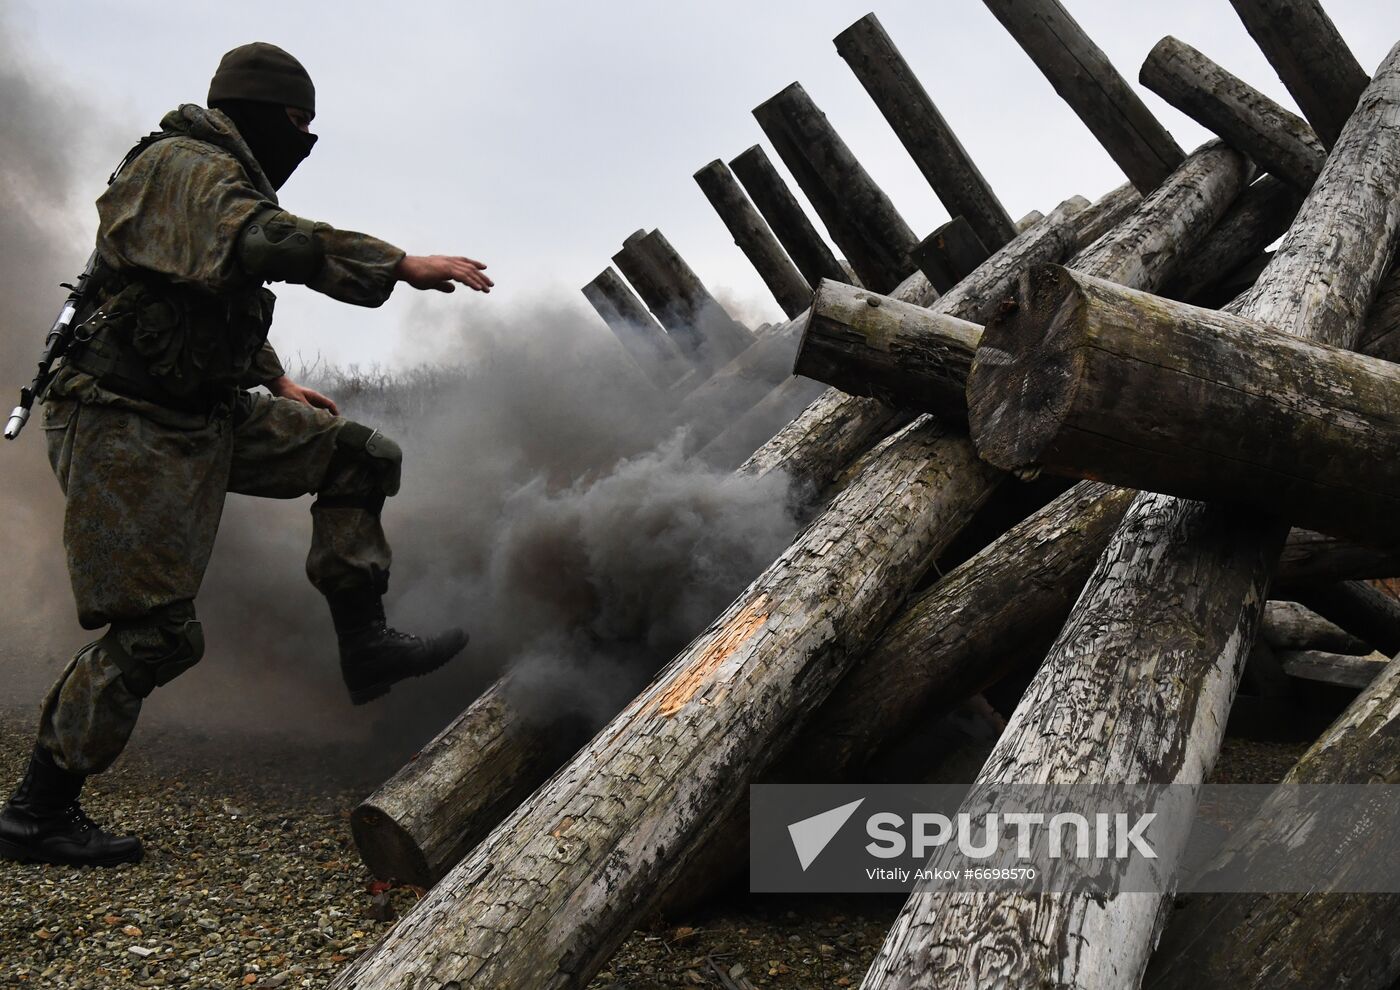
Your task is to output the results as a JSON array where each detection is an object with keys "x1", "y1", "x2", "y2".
[{"x1": 105, "y1": 129, "x2": 190, "y2": 185}]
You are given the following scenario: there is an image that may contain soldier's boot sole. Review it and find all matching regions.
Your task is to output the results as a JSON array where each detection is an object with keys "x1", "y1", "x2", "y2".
[
  {"x1": 345, "y1": 630, "x2": 468, "y2": 706},
  {"x1": 0, "y1": 834, "x2": 144, "y2": 867}
]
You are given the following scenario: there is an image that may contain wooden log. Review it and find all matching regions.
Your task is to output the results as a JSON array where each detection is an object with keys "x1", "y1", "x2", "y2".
[
  {"x1": 968, "y1": 265, "x2": 1400, "y2": 547},
  {"x1": 863, "y1": 44, "x2": 1400, "y2": 990},
  {"x1": 1292, "y1": 580, "x2": 1400, "y2": 657},
  {"x1": 581, "y1": 268, "x2": 686, "y2": 388},
  {"x1": 638, "y1": 228, "x2": 755, "y2": 367},
  {"x1": 910, "y1": 217, "x2": 991, "y2": 294},
  {"x1": 1227, "y1": 0, "x2": 1369, "y2": 148},
  {"x1": 1015, "y1": 209, "x2": 1044, "y2": 231},
  {"x1": 1140, "y1": 35, "x2": 1327, "y2": 191},
  {"x1": 1146, "y1": 653, "x2": 1400, "y2": 989},
  {"x1": 1163, "y1": 174, "x2": 1304, "y2": 303},
  {"x1": 1358, "y1": 262, "x2": 1400, "y2": 364},
  {"x1": 982, "y1": 0, "x2": 1185, "y2": 192},
  {"x1": 330, "y1": 419, "x2": 1004, "y2": 990},
  {"x1": 691, "y1": 375, "x2": 829, "y2": 473},
  {"x1": 1275, "y1": 528, "x2": 1400, "y2": 587},
  {"x1": 744, "y1": 194, "x2": 1091, "y2": 498},
  {"x1": 1073, "y1": 182, "x2": 1141, "y2": 248},
  {"x1": 834, "y1": 12, "x2": 1017, "y2": 250},
  {"x1": 794, "y1": 279, "x2": 983, "y2": 427},
  {"x1": 1261, "y1": 600, "x2": 1371, "y2": 656},
  {"x1": 729, "y1": 144, "x2": 848, "y2": 290},
  {"x1": 752, "y1": 82, "x2": 918, "y2": 292},
  {"x1": 694, "y1": 159, "x2": 812, "y2": 318},
  {"x1": 1277, "y1": 648, "x2": 1389, "y2": 689}
]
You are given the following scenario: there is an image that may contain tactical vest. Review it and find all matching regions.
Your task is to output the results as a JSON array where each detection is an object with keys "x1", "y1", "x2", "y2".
[{"x1": 66, "y1": 131, "x2": 275, "y2": 411}]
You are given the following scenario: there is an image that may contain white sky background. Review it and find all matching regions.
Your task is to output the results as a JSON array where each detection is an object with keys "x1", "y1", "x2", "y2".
[{"x1": 11, "y1": 0, "x2": 1400, "y2": 371}]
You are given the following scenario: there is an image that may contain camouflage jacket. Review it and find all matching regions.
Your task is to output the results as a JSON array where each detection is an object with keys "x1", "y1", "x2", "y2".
[{"x1": 50, "y1": 104, "x2": 404, "y2": 413}]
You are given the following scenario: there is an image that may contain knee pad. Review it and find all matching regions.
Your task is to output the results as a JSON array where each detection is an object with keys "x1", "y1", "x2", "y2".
[
  {"x1": 328, "y1": 420, "x2": 402, "y2": 498},
  {"x1": 102, "y1": 601, "x2": 206, "y2": 699}
]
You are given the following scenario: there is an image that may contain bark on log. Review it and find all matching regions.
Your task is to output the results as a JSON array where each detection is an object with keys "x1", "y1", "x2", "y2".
[
  {"x1": 331, "y1": 420, "x2": 1003, "y2": 990},
  {"x1": 863, "y1": 45, "x2": 1400, "y2": 990},
  {"x1": 694, "y1": 159, "x2": 812, "y2": 318},
  {"x1": 744, "y1": 194, "x2": 1091, "y2": 498},
  {"x1": 1163, "y1": 174, "x2": 1303, "y2": 303},
  {"x1": 1277, "y1": 648, "x2": 1389, "y2": 689},
  {"x1": 1140, "y1": 35, "x2": 1327, "y2": 191},
  {"x1": 1227, "y1": 0, "x2": 1369, "y2": 148},
  {"x1": 638, "y1": 228, "x2": 755, "y2": 367},
  {"x1": 911, "y1": 217, "x2": 992, "y2": 294},
  {"x1": 1073, "y1": 182, "x2": 1141, "y2": 248},
  {"x1": 967, "y1": 265, "x2": 1400, "y2": 547},
  {"x1": 1292, "y1": 580, "x2": 1400, "y2": 657},
  {"x1": 729, "y1": 144, "x2": 849, "y2": 290},
  {"x1": 752, "y1": 82, "x2": 918, "y2": 292},
  {"x1": 581, "y1": 268, "x2": 686, "y2": 388},
  {"x1": 982, "y1": 0, "x2": 1185, "y2": 192},
  {"x1": 834, "y1": 12, "x2": 1017, "y2": 250},
  {"x1": 1146, "y1": 653, "x2": 1400, "y2": 989},
  {"x1": 1261, "y1": 600, "x2": 1371, "y2": 656}
]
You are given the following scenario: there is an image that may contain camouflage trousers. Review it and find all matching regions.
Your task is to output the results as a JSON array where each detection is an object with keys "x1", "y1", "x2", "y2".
[{"x1": 36, "y1": 384, "x2": 394, "y2": 774}]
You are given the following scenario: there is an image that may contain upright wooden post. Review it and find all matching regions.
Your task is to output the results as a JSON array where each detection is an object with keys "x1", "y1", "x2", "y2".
[
  {"x1": 1141, "y1": 35, "x2": 1326, "y2": 191},
  {"x1": 982, "y1": 0, "x2": 1185, "y2": 192},
  {"x1": 753, "y1": 81, "x2": 919, "y2": 292},
  {"x1": 730, "y1": 144, "x2": 849, "y2": 290},
  {"x1": 834, "y1": 12, "x2": 1018, "y2": 250},
  {"x1": 581, "y1": 268, "x2": 686, "y2": 388},
  {"x1": 694, "y1": 159, "x2": 812, "y2": 318},
  {"x1": 1227, "y1": 0, "x2": 1369, "y2": 148},
  {"x1": 910, "y1": 216, "x2": 991, "y2": 293},
  {"x1": 611, "y1": 229, "x2": 689, "y2": 346},
  {"x1": 638, "y1": 228, "x2": 755, "y2": 367}
]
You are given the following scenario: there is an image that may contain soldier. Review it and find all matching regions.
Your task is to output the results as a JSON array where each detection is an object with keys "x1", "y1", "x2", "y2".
[{"x1": 0, "y1": 43, "x2": 489, "y2": 866}]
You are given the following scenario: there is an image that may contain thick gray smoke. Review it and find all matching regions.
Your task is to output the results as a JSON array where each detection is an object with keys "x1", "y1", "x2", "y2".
[{"x1": 0, "y1": 24, "x2": 799, "y2": 772}]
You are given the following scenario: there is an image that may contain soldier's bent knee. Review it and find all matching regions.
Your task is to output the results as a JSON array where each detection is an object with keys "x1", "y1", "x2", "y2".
[
  {"x1": 325, "y1": 421, "x2": 402, "y2": 504},
  {"x1": 101, "y1": 601, "x2": 205, "y2": 699}
]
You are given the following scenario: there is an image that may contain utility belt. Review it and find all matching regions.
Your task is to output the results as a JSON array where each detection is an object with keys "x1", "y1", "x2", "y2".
[{"x1": 64, "y1": 332, "x2": 236, "y2": 416}]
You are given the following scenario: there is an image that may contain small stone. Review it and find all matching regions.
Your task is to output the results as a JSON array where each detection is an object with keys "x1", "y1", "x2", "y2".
[
  {"x1": 128, "y1": 946, "x2": 155, "y2": 958},
  {"x1": 123, "y1": 925, "x2": 144, "y2": 937}
]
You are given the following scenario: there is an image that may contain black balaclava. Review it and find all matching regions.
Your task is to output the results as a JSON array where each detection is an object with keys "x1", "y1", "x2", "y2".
[
  {"x1": 207, "y1": 42, "x2": 317, "y2": 190},
  {"x1": 210, "y1": 98, "x2": 317, "y2": 190}
]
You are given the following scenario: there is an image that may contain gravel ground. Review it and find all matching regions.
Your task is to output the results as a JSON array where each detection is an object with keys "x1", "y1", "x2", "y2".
[{"x1": 0, "y1": 705, "x2": 1309, "y2": 989}]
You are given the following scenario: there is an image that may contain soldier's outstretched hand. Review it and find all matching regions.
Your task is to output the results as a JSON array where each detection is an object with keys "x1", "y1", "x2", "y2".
[{"x1": 396, "y1": 254, "x2": 493, "y2": 293}]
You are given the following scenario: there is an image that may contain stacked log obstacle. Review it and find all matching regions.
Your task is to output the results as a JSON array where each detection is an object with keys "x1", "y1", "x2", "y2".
[
  {"x1": 864, "y1": 41, "x2": 1400, "y2": 990},
  {"x1": 693, "y1": 159, "x2": 812, "y2": 318},
  {"x1": 982, "y1": 0, "x2": 1185, "y2": 192},
  {"x1": 334, "y1": 135, "x2": 1248, "y2": 988},
  {"x1": 729, "y1": 143, "x2": 849, "y2": 289},
  {"x1": 753, "y1": 81, "x2": 919, "y2": 293},
  {"x1": 834, "y1": 12, "x2": 1018, "y2": 251}
]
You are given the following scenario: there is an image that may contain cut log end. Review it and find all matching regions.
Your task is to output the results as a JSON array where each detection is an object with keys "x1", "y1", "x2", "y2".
[
  {"x1": 350, "y1": 802, "x2": 433, "y2": 888},
  {"x1": 966, "y1": 264, "x2": 1087, "y2": 473}
]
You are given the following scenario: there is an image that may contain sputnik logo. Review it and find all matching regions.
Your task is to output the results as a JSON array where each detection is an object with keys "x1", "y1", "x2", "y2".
[{"x1": 787, "y1": 799, "x2": 865, "y2": 870}]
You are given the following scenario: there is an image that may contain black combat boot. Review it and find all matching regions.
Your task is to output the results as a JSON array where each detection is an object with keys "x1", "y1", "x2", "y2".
[
  {"x1": 327, "y1": 584, "x2": 467, "y2": 705},
  {"x1": 0, "y1": 746, "x2": 143, "y2": 867}
]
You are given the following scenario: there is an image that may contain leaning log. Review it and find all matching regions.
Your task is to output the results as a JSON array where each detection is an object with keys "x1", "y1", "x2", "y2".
[
  {"x1": 1073, "y1": 182, "x2": 1141, "y2": 248},
  {"x1": 910, "y1": 217, "x2": 991, "y2": 294},
  {"x1": 638, "y1": 228, "x2": 754, "y2": 366},
  {"x1": 729, "y1": 144, "x2": 849, "y2": 290},
  {"x1": 1146, "y1": 653, "x2": 1400, "y2": 989},
  {"x1": 331, "y1": 420, "x2": 1003, "y2": 990},
  {"x1": 1278, "y1": 649, "x2": 1389, "y2": 689},
  {"x1": 834, "y1": 12, "x2": 1018, "y2": 250},
  {"x1": 691, "y1": 375, "x2": 829, "y2": 473},
  {"x1": 1275, "y1": 529, "x2": 1400, "y2": 587},
  {"x1": 1140, "y1": 35, "x2": 1326, "y2": 192},
  {"x1": 966, "y1": 265, "x2": 1400, "y2": 547},
  {"x1": 1358, "y1": 262, "x2": 1400, "y2": 364},
  {"x1": 1227, "y1": 0, "x2": 1369, "y2": 148},
  {"x1": 1261, "y1": 600, "x2": 1371, "y2": 656},
  {"x1": 581, "y1": 268, "x2": 686, "y2": 388},
  {"x1": 694, "y1": 159, "x2": 812, "y2": 318},
  {"x1": 863, "y1": 44, "x2": 1400, "y2": 990},
  {"x1": 752, "y1": 81, "x2": 918, "y2": 292},
  {"x1": 1292, "y1": 580, "x2": 1400, "y2": 658},
  {"x1": 982, "y1": 0, "x2": 1185, "y2": 192}
]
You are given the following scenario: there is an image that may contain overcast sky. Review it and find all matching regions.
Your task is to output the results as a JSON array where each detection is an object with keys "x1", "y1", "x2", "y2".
[{"x1": 10, "y1": 0, "x2": 1400, "y2": 370}]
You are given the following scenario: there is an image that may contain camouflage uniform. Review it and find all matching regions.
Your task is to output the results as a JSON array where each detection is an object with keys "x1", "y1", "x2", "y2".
[{"x1": 37, "y1": 105, "x2": 405, "y2": 774}]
